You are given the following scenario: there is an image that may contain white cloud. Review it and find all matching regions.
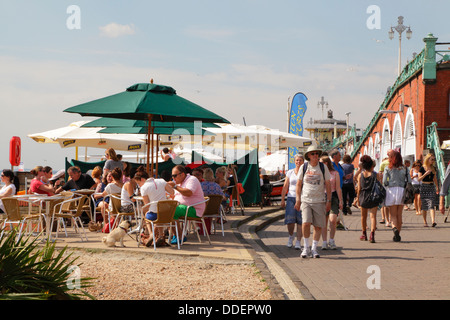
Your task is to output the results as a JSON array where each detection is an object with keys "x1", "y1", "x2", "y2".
[{"x1": 99, "y1": 23, "x2": 136, "y2": 38}]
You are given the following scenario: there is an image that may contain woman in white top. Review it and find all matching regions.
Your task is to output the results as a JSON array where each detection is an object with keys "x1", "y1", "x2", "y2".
[
  {"x1": 410, "y1": 161, "x2": 422, "y2": 215},
  {"x1": 120, "y1": 167, "x2": 139, "y2": 213},
  {"x1": 97, "y1": 168, "x2": 123, "y2": 222},
  {"x1": 280, "y1": 154, "x2": 304, "y2": 250},
  {"x1": 0, "y1": 170, "x2": 20, "y2": 213}
]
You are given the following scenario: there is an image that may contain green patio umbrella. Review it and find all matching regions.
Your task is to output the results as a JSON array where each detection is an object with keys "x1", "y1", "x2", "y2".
[
  {"x1": 64, "y1": 82, "x2": 230, "y2": 172},
  {"x1": 81, "y1": 118, "x2": 221, "y2": 129}
]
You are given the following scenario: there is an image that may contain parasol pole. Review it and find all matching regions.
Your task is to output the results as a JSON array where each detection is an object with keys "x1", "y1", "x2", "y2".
[
  {"x1": 151, "y1": 126, "x2": 155, "y2": 176},
  {"x1": 156, "y1": 134, "x2": 160, "y2": 177},
  {"x1": 147, "y1": 114, "x2": 153, "y2": 174}
]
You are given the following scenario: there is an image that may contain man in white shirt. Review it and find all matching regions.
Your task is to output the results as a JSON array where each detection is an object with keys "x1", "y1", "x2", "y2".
[
  {"x1": 295, "y1": 146, "x2": 331, "y2": 258},
  {"x1": 135, "y1": 170, "x2": 173, "y2": 247}
]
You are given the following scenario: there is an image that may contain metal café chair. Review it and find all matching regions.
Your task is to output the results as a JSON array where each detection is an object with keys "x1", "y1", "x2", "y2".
[
  {"x1": 142, "y1": 200, "x2": 180, "y2": 250},
  {"x1": 180, "y1": 197, "x2": 211, "y2": 245}
]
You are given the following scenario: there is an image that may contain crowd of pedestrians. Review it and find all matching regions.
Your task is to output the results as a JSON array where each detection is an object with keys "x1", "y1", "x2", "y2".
[{"x1": 280, "y1": 145, "x2": 447, "y2": 258}]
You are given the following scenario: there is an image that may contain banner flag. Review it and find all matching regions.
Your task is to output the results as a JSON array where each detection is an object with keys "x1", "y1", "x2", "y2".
[{"x1": 288, "y1": 93, "x2": 308, "y2": 170}]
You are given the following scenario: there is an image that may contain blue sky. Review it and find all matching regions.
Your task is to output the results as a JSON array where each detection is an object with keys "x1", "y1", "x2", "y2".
[{"x1": 1, "y1": 0, "x2": 449, "y2": 170}]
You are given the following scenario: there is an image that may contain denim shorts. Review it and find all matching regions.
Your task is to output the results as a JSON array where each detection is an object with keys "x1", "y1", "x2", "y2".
[
  {"x1": 285, "y1": 197, "x2": 302, "y2": 225},
  {"x1": 145, "y1": 212, "x2": 157, "y2": 221}
]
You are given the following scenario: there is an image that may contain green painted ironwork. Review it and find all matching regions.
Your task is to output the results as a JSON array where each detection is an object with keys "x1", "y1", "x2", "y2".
[
  {"x1": 321, "y1": 34, "x2": 449, "y2": 158},
  {"x1": 426, "y1": 122, "x2": 449, "y2": 206}
]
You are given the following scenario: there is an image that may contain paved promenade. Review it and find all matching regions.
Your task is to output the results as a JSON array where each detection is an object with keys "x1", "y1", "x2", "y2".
[
  {"x1": 45, "y1": 205, "x2": 450, "y2": 300},
  {"x1": 257, "y1": 207, "x2": 450, "y2": 300}
]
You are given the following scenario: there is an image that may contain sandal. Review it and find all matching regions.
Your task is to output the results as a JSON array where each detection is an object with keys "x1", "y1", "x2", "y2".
[{"x1": 145, "y1": 236, "x2": 154, "y2": 247}]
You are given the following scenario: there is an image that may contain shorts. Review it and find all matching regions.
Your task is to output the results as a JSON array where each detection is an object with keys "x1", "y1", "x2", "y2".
[
  {"x1": 284, "y1": 197, "x2": 302, "y2": 225},
  {"x1": 173, "y1": 204, "x2": 197, "y2": 220},
  {"x1": 120, "y1": 204, "x2": 134, "y2": 213},
  {"x1": 385, "y1": 187, "x2": 405, "y2": 206},
  {"x1": 328, "y1": 193, "x2": 339, "y2": 215},
  {"x1": 301, "y1": 202, "x2": 326, "y2": 228},
  {"x1": 145, "y1": 212, "x2": 157, "y2": 221}
]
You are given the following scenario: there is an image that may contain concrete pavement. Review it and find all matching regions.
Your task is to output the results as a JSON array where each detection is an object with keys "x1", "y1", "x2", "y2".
[
  {"x1": 41, "y1": 204, "x2": 450, "y2": 300},
  {"x1": 257, "y1": 207, "x2": 450, "y2": 300}
]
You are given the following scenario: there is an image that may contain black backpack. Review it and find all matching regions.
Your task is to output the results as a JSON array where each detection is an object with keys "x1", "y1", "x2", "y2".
[{"x1": 302, "y1": 162, "x2": 326, "y2": 181}]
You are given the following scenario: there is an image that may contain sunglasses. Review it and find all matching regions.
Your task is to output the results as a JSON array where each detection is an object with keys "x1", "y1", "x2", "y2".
[
  {"x1": 172, "y1": 173, "x2": 182, "y2": 178},
  {"x1": 309, "y1": 152, "x2": 320, "y2": 156}
]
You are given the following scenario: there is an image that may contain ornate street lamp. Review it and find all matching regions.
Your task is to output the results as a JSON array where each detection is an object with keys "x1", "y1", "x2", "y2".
[{"x1": 389, "y1": 16, "x2": 413, "y2": 76}]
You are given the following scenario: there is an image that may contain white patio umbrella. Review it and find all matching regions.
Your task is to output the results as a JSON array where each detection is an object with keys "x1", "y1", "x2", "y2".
[
  {"x1": 28, "y1": 121, "x2": 149, "y2": 160},
  {"x1": 259, "y1": 149, "x2": 288, "y2": 174},
  {"x1": 200, "y1": 123, "x2": 313, "y2": 160}
]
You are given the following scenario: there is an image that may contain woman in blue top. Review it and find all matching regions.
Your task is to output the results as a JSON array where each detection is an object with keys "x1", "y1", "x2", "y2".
[{"x1": 383, "y1": 150, "x2": 411, "y2": 242}]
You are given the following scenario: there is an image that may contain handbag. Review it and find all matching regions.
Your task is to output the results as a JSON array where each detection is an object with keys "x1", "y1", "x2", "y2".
[
  {"x1": 369, "y1": 176, "x2": 386, "y2": 206},
  {"x1": 402, "y1": 169, "x2": 415, "y2": 204}
]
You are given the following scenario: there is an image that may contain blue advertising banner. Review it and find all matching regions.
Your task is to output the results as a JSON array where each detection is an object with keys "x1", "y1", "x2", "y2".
[{"x1": 288, "y1": 93, "x2": 308, "y2": 170}]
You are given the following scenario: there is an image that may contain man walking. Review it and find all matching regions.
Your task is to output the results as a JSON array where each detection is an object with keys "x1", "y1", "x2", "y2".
[{"x1": 295, "y1": 146, "x2": 331, "y2": 258}]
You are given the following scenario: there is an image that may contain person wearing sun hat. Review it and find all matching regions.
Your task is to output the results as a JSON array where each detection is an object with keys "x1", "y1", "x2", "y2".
[{"x1": 295, "y1": 145, "x2": 331, "y2": 258}]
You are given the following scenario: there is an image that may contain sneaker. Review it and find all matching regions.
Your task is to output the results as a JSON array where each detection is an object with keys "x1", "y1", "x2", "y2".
[
  {"x1": 311, "y1": 248, "x2": 320, "y2": 258},
  {"x1": 300, "y1": 247, "x2": 310, "y2": 258},
  {"x1": 287, "y1": 235, "x2": 295, "y2": 248},
  {"x1": 294, "y1": 240, "x2": 301, "y2": 250},
  {"x1": 336, "y1": 223, "x2": 345, "y2": 230},
  {"x1": 170, "y1": 235, "x2": 187, "y2": 244},
  {"x1": 321, "y1": 241, "x2": 328, "y2": 250},
  {"x1": 329, "y1": 239, "x2": 337, "y2": 250}
]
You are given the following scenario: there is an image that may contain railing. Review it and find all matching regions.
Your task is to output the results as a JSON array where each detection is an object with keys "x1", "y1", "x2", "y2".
[
  {"x1": 348, "y1": 49, "x2": 426, "y2": 159},
  {"x1": 426, "y1": 122, "x2": 449, "y2": 205}
]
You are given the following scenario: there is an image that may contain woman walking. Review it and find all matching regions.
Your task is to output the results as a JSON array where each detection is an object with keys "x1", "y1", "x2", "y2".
[
  {"x1": 411, "y1": 161, "x2": 422, "y2": 215},
  {"x1": 320, "y1": 155, "x2": 343, "y2": 250},
  {"x1": 383, "y1": 150, "x2": 410, "y2": 242},
  {"x1": 356, "y1": 155, "x2": 378, "y2": 243},
  {"x1": 418, "y1": 154, "x2": 439, "y2": 227},
  {"x1": 280, "y1": 154, "x2": 304, "y2": 250}
]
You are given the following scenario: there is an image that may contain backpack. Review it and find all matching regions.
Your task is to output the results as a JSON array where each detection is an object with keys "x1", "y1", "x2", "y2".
[
  {"x1": 369, "y1": 177, "x2": 386, "y2": 206},
  {"x1": 302, "y1": 162, "x2": 326, "y2": 182}
]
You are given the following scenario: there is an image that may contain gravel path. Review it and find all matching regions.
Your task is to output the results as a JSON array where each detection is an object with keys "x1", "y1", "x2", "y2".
[{"x1": 68, "y1": 249, "x2": 272, "y2": 300}]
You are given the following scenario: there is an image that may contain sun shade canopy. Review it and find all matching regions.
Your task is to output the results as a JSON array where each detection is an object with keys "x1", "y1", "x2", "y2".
[{"x1": 64, "y1": 83, "x2": 230, "y2": 124}]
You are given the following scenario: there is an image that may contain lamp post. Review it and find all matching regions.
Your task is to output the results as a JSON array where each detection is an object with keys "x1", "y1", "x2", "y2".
[
  {"x1": 317, "y1": 96, "x2": 328, "y2": 119},
  {"x1": 389, "y1": 16, "x2": 412, "y2": 76},
  {"x1": 345, "y1": 112, "x2": 351, "y2": 153}
]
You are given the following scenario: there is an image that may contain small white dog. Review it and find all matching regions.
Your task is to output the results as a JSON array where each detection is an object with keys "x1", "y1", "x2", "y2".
[{"x1": 102, "y1": 220, "x2": 132, "y2": 247}]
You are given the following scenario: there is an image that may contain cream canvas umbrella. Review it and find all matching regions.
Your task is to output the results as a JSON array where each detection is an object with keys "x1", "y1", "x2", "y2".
[{"x1": 28, "y1": 121, "x2": 149, "y2": 160}]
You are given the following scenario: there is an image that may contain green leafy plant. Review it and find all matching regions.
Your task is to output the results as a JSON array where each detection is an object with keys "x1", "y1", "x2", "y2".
[{"x1": 0, "y1": 228, "x2": 95, "y2": 300}]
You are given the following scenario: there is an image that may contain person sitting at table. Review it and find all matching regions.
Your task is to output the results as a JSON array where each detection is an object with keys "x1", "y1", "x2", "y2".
[
  {"x1": 168, "y1": 165, "x2": 206, "y2": 244},
  {"x1": 201, "y1": 168, "x2": 225, "y2": 197},
  {"x1": 201, "y1": 167, "x2": 227, "y2": 232},
  {"x1": 120, "y1": 166, "x2": 140, "y2": 213},
  {"x1": 215, "y1": 166, "x2": 228, "y2": 189},
  {"x1": 103, "y1": 148, "x2": 123, "y2": 179},
  {"x1": 30, "y1": 166, "x2": 55, "y2": 196},
  {"x1": 0, "y1": 170, "x2": 20, "y2": 213},
  {"x1": 135, "y1": 168, "x2": 174, "y2": 247},
  {"x1": 91, "y1": 166, "x2": 103, "y2": 186},
  {"x1": 40, "y1": 166, "x2": 54, "y2": 184},
  {"x1": 55, "y1": 166, "x2": 97, "y2": 194},
  {"x1": 48, "y1": 169, "x2": 65, "y2": 189},
  {"x1": 122, "y1": 162, "x2": 131, "y2": 184},
  {"x1": 92, "y1": 172, "x2": 113, "y2": 222},
  {"x1": 95, "y1": 168, "x2": 123, "y2": 222},
  {"x1": 192, "y1": 168, "x2": 204, "y2": 182},
  {"x1": 160, "y1": 147, "x2": 172, "y2": 162}
]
